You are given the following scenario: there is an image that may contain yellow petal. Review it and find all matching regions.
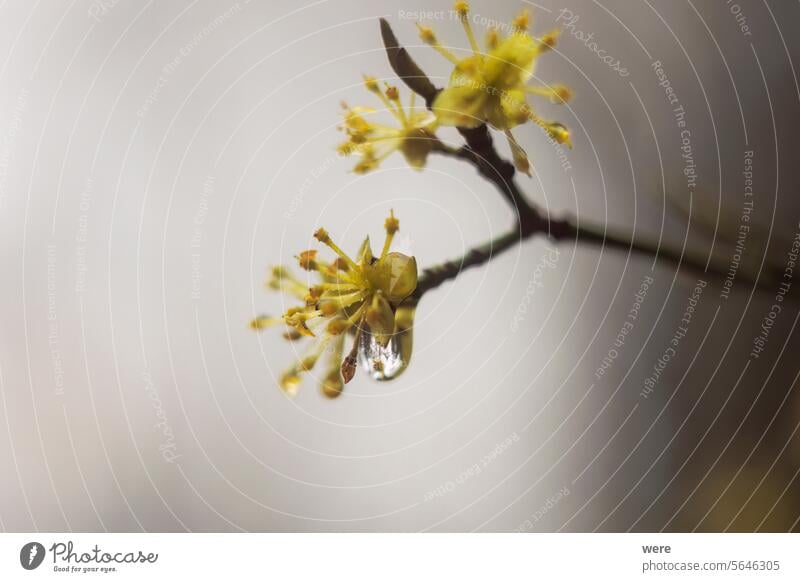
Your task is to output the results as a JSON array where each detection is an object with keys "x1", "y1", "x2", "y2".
[
  {"x1": 367, "y1": 252, "x2": 418, "y2": 304},
  {"x1": 249, "y1": 315, "x2": 280, "y2": 330}
]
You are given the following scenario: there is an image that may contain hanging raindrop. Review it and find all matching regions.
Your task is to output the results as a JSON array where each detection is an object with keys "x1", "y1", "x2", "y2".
[
  {"x1": 357, "y1": 305, "x2": 415, "y2": 381},
  {"x1": 358, "y1": 331, "x2": 404, "y2": 380}
]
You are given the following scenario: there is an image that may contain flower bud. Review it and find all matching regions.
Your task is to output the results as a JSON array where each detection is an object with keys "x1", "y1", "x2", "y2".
[
  {"x1": 367, "y1": 252, "x2": 418, "y2": 304},
  {"x1": 341, "y1": 353, "x2": 357, "y2": 384}
]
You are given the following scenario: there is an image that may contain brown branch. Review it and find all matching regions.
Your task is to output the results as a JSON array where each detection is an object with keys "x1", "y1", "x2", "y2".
[{"x1": 379, "y1": 19, "x2": 786, "y2": 306}]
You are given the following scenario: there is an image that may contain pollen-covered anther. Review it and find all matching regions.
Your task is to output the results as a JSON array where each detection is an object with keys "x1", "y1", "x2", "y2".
[
  {"x1": 417, "y1": 23, "x2": 437, "y2": 44},
  {"x1": 314, "y1": 228, "x2": 330, "y2": 243},
  {"x1": 552, "y1": 85, "x2": 572, "y2": 104},
  {"x1": 363, "y1": 74, "x2": 380, "y2": 93},
  {"x1": 513, "y1": 9, "x2": 530, "y2": 31},
  {"x1": 322, "y1": 373, "x2": 344, "y2": 398},
  {"x1": 546, "y1": 122, "x2": 572, "y2": 147},
  {"x1": 384, "y1": 210, "x2": 400, "y2": 235},
  {"x1": 327, "y1": 319, "x2": 348, "y2": 336},
  {"x1": 320, "y1": 302, "x2": 339, "y2": 317},
  {"x1": 297, "y1": 249, "x2": 318, "y2": 270},
  {"x1": 539, "y1": 29, "x2": 560, "y2": 50},
  {"x1": 385, "y1": 85, "x2": 399, "y2": 101},
  {"x1": 284, "y1": 308, "x2": 317, "y2": 337},
  {"x1": 308, "y1": 286, "x2": 324, "y2": 300},
  {"x1": 280, "y1": 373, "x2": 301, "y2": 395},
  {"x1": 249, "y1": 315, "x2": 278, "y2": 330},
  {"x1": 454, "y1": 0, "x2": 469, "y2": 18}
]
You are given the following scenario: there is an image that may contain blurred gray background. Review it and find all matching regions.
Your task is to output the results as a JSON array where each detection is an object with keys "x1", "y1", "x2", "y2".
[{"x1": 1, "y1": 0, "x2": 800, "y2": 532}]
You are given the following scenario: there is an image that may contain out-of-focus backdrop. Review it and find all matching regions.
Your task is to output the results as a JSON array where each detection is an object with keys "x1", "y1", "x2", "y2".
[{"x1": 1, "y1": 0, "x2": 799, "y2": 532}]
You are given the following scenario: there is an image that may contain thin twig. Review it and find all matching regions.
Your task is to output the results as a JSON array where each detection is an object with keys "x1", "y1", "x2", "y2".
[{"x1": 378, "y1": 19, "x2": 785, "y2": 305}]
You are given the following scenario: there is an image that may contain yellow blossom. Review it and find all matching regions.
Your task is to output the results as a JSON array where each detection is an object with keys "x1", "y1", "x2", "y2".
[
  {"x1": 338, "y1": 76, "x2": 439, "y2": 173},
  {"x1": 419, "y1": 2, "x2": 573, "y2": 174},
  {"x1": 250, "y1": 211, "x2": 418, "y2": 397}
]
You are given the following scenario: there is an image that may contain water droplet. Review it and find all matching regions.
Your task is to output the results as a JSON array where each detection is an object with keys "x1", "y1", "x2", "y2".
[{"x1": 358, "y1": 328, "x2": 407, "y2": 381}]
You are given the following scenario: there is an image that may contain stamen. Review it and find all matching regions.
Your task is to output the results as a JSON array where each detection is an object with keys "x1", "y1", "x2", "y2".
[
  {"x1": 322, "y1": 335, "x2": 346, "y2": 398},
  {"x1": 526, "y1": 84, "x2": 572, "y2": 104},
  {"x1": 373, "y1": 87, "x2": 405, "y2": 124},
  {"x1": 485, "y1": 27, "x2": 500, "y2": 50},
  {"x1": 320, "y1": 282, "x2": 359, "y2": 291},
  {"x1": 522, "y1": 109, "x2": 573, "y2": 149},
  {"x1": 314, "y1": 228, "x2": 360, "y2": 272},
  {"x1": 249, "y1": 315, "x2": 280, "y2": 330},
  {"x1": 385, "y1": 85, "x2": 409, "y2": 125},
  {"x1": 320, "y1": 290, "x2": 365, "y2": 312},
  {"x1": 512, "y1": 9, "x2": 530, "y2": 33},
  {"x1": 363, "y1": 74, "x2": 380, "y2": 93},
  {"x1": 381, "y1": 210, "x2": 399, "y2": 259},
  {"x1": 268, "y1": 272, "x2": 308, "y2": 300},
  {"x1": 296, "y1": 249, "x2": 318, "y2": 271},
  {"x1": 417, "y1": 23, "x2": 460, "y2": 64},
  {"x1": 455, "y1": 2, "x2": 481, "y2": 56},
  {"x1": 538, "y1": 29, "x2": 559, "y2": 51}
]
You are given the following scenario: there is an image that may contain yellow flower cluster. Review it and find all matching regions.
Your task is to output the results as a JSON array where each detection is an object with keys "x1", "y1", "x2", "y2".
[
  {"x1": 419, "y1": 1, "x2": 572, "y2": 175},
  {"x1": 341, "y1": 2, "x2": 571, "y2": 176},
  {"x1": 338, "y1": 76, "x2": 439, "y2": 174},
  {"x1": 251, "y1": 211, "x2": 417, "y2": 397}
]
